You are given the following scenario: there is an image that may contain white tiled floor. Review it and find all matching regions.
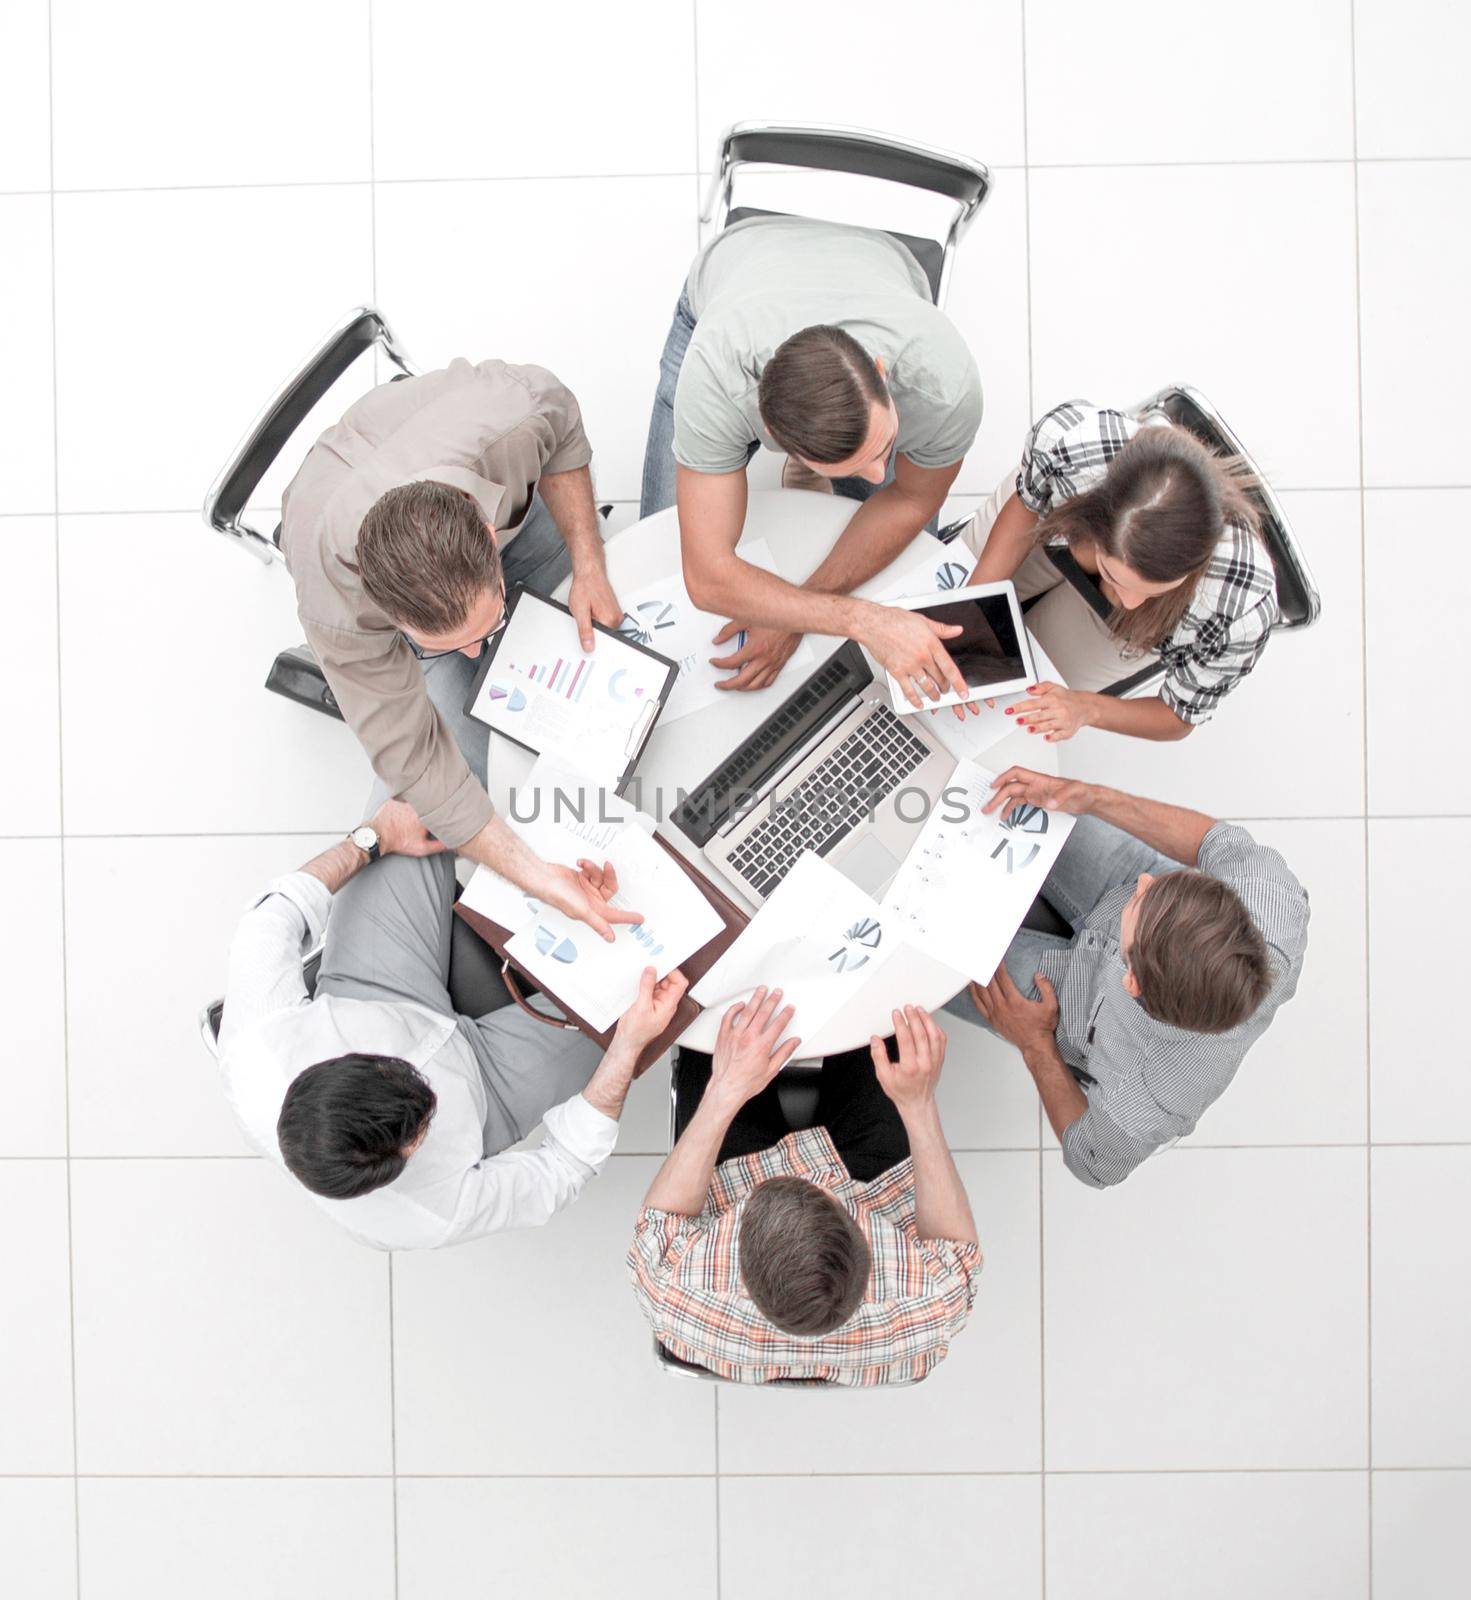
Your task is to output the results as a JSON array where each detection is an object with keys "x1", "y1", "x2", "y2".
[{"x1": 5, "y1": 3, "x2": 1466, "y2": 1596}]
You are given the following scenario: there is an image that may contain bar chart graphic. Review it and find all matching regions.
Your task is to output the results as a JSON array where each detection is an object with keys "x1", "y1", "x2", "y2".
[{"x1": 506, "y1": 657, "x2": 594, "y2": 701}]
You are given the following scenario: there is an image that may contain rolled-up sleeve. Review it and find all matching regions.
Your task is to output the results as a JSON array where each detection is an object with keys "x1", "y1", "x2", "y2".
[
  {"x1": 444, "y1": 1091, "x2": 620, "y2": 1244},
  {"x1": 508, "y1": 362, "x2": 594, "y2": 476},
  {"x1": 1158, "y1": 592, "x2": 1276, "y2": 726},
  {"x1": 626, "y1": 1207, "x2": 708, "y2": 1322},
  {"x1": 1061, "y1": 1104, "x2": 1159, "y2": 1190},
  {"x1": 916, "y1": 1238, "x2": 984, "y2": 1330},
  {"x1": 302, "y1": 617, "x2": 494, "y2": 850}
]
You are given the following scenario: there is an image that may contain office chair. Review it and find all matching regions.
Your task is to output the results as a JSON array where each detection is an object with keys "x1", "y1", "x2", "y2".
[
  {"x1": 1041, "y1": 383, "x2": 1323, "y2": 700},
  {"x1": 201, "y1": 306, "x2": 420, "y2": 721},
  {"x1": 701, "y1": 121, "x2": 991, "y2": 308},
  {"x1": 199, "y1": 895, "x2": 513, "y2": 1059}
]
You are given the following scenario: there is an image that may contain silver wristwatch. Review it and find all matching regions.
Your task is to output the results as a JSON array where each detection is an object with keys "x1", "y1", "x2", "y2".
[{"x1": 348, "y1": 823, "x2": 381, "y2": 863}]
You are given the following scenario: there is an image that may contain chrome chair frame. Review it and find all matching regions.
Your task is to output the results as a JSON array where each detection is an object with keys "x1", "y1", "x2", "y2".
[
  {"x1": 1055, "y1": 383, "x2": 1323, "y2": 701},
  {"x1": 202, "y1": 304, "x2": 418, "y2": 565},
  {"x1": 700, "y1": 120, "x2": 991, "y2": 307}
]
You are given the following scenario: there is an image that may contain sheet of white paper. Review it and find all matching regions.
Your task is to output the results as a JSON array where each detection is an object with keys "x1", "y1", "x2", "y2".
[
  {"x1": 467, "y1": 592, "x2": 671, "y2": 782},
  {"x1": 881, "y1": 758, "x2": 1076, "y2": 983},
  {"x1": 459, "y1": 759, "x2": 724, "y2": 1032},
  {"x1": 691, "y1": 852, "x2": 903, "y2": 1042},
  {"x1": 863, "y1": 545, "x2": 1068, "y2": 762},
  {"x1": 613, "y1": 537, "x2": 815, "y2": 724}
]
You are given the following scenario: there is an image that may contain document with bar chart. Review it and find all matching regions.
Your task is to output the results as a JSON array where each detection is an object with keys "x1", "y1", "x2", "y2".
[{"x1": 464, "y1": 590, "x2": 677, "y2": 787}]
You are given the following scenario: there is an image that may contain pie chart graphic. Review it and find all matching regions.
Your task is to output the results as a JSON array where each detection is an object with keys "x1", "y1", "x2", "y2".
[
  {"x1": 608, "y1": 669, "x2": 646, "y2": 703},
  {"x1": 487, "y1": 682, "x2": 527, "y2": 713},
  {"x1": 616, "y1": 600, "x2": 678, "y2": 647},
  {"x1": 533, "y1": 926, "x2": 578, "y2": 964},
  {"x1": 936, "y1": 561, "x2": 969, "y2": 591},
  {"x1": 1001, "y1": 803, "x2": 1048, "y2": 836}
]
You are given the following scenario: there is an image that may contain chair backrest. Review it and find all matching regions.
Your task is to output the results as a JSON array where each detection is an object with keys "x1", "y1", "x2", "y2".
[
  {"x1": 701, "y1": 121, "x2": 990, "y2": 306},
  {"x1": 200, "y1": 949, "x2": 325, "y2": 1060},
  {"x1": 1130, "y1": 383, "x2": 1321, "y2": 629},
  {"x1": 202, "y1": 305, "x2": 417, "y2": 563}
]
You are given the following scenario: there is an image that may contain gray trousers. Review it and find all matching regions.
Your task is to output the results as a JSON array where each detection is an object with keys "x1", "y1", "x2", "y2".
[
  {"x1": 314, "y1": 497, "x2": 604, "y2": 1157},
  {"x1": 944, "y1": 814, "x2": 1183, "y2": 1017}
]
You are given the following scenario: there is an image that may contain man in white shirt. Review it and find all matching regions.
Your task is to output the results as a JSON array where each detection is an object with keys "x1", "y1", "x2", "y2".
[{"x1": 219, "y1": 798, "x2": 686, "y2": 1250}]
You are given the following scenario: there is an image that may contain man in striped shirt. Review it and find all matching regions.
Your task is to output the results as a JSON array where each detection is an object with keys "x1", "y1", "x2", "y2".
[
  {"x1": 628, "y1": 991, "x2": 980, "y2": 1386},
  {"x1": 955, "y1": 766, "x2": 1310, "y2": 1188}
]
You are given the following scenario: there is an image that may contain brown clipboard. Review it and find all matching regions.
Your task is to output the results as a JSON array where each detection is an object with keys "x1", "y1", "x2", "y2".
[{"x1": 452, "y1": 834, "x2": 749, "y2": 1074}]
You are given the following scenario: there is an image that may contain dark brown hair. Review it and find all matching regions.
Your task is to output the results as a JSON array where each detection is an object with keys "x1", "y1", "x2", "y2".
[
  {"x1": 355, "y1": 481, "x2": 502, "y2": 635},
  {"x1": 1036, "y1": 427, "x2": 1263, "y2": 651},
  {"x1": 1128, "y1": 870, "x2": 1273, "y2": 1033},
  {"x1": 757, "y1": 325, "x2": 889, "y2": 465},
  {"x1": 277, "y1": 1053, "x2": 436, "y2": 1200},
  {"x1": 738, "y1": 1176, "x2": 871, "y2": 1336}
]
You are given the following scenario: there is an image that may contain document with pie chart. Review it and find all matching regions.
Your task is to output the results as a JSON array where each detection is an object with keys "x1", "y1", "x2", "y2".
[
  {"x1": 464, "y1": 590, "x2": 678, "y2": 787},
  {"x1": 460, "y1": 758, "x2": 725, "y2": 1033},
  {"x1": 610, "y1": 537, "x2": 815, "y2": 724},
  {"x1": 881, "y1": 758, "x2": 1077, "y2": 983}
]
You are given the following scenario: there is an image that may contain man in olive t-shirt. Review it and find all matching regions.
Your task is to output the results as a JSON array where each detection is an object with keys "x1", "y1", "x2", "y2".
[{"x1": 640, "y1": 215, "x2": 984, "y2": 707}]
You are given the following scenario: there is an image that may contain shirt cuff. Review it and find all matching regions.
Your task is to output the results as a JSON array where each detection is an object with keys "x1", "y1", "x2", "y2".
[
  {"x1": 542, "y1": 428, "x2": 594, "y2": 477},
  {"x1": 251, "y1": 871, "x2": 333, "y2": 946},
  {"x1": 544, "y1": 1091, "x2": 621, "y2": 1170},
  {"x1": 412, "y1": 771, "x2": 496, "y2": 851}
]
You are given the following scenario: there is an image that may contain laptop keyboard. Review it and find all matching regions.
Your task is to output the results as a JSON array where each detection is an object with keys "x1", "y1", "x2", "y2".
[{"x1": 726, "y1": 705, "x2": 931, "y2": 898}]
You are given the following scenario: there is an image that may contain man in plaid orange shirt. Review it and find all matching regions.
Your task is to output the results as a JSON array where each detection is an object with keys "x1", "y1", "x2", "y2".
[{"x1": 627, "y1": 988, "x2": 981, "y2": 1386}]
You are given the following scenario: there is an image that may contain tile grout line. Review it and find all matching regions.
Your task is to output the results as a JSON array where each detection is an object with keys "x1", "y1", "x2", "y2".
[
  {"x1": 691, "y1": 12, "x2": 723, "y2": 1594},
  {"x1": 1019, "y1": 4, "x2": 1049, "y2": 1593},
  {"x1": 44, "y1": 1, "x2": 83, "y2": 1591},
  {"x1": 1, "y1": 1466, "x2": 1464, "y2": 1480},
  {"x1": 1348, "y1": 6, "x2": 1375, "y2": 1591},
  {"x1": 365, "y1": 8, "x2": 397, "y2": 1595},
  {"x1": 11, "y1": 153, "x2": 1470, "y2": 202},
  {"x1": 7, "y1": 489, "x2": 1469, "y2": 522}
]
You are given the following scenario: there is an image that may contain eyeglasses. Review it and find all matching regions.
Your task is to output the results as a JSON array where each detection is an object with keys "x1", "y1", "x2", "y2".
[{"x1": 404, "y1": 597, "x2": 509, "y2": 661}]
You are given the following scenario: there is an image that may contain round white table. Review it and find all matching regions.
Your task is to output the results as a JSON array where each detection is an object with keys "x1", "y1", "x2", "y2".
[{"x1": 487, "y1": 488, "x2": 1053, "y2": 1054}]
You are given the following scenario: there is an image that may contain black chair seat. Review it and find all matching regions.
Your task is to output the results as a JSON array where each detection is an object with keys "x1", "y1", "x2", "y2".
[{"x1": 725, "y1": 205, "x2": 944, "y2": 304}]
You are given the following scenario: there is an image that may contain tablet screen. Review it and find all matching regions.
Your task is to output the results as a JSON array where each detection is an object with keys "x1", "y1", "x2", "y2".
[{"x1": 917, "y1": 594, "x2": 1028, "y2": 689}]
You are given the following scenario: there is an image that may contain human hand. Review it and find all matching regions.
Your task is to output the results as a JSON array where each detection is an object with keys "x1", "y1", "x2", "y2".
[
  {"x1": 567, "y1": 562, "x2": 622, "y2": 651},
  {"x1": 539, "y1": 858, "x2": 645, "y2": 943},
  {"x1": 709, "y1": 622, "x2": 801, "y2": 692},
  {"x1": 869, "y1": 1004, "x2": 947, "y2": 1111},
  {"x1": 979, "y1": 765, "x2": 1095, "y2": 819},
  {"x1": 968, "y1": 966, "x2": 1060, "y2": 1053},
  {"x1": 369, "y1": 799, "x2": 447, "y2": 858},
  {"x1": 1006, "y1": 681, "x2": 1094, "y2": 742},
  {"x1": 862, "y1": 604, "x2": 969, "y2": 710},
  {"x1": 710, "y1": 986, "x2": 801, "y2": 1110},
  {"x1": 615, "y1": 965, "x2": 690, "y2": 1056}
]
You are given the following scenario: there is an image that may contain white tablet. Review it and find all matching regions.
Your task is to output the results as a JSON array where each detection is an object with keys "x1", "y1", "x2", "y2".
[{"x1": 883, "y1": 581, "x2": 1037, "y2": 713}]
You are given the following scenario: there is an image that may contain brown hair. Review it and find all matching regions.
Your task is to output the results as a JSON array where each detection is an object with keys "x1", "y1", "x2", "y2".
[
  {"x1": 354, "y1": 481, "x2": 502, "y2": 635},
  {"x1": 1036, "y1": 427, "x2": 1263, "y2": 652},
  {"x1": 1128, "y1": 870, "x2": 1273, "y2": 1033},
  {"x1": 738, "y1": 1176, "x2": 871, "y2": 1336},
  {"x1": 757, "y1": 325, "x2": 888, "y2": 465}
]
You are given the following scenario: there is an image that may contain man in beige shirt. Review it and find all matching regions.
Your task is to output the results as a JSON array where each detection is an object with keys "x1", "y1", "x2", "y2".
[{"x1": 281, "y1": 356, "x2": 633, "y2": 938}]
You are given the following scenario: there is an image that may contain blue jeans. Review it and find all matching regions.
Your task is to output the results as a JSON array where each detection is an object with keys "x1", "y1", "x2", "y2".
[
  {"x1": 638, "y1": 287, "x2": 930, "y2": 526},
  {"x1": 946, "y1": 814, "x2": 1183, "y2": 1015}
]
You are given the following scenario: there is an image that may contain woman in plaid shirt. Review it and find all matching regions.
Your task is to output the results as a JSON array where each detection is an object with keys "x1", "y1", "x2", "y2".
[{"x1": 962, "y1": 399, "x2": 1279, "y2": 743}]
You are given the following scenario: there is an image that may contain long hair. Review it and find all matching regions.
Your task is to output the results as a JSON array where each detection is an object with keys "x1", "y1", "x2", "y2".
[{"x1": 1036, "y1": 427, "x2": 1263, "y2": 652}]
